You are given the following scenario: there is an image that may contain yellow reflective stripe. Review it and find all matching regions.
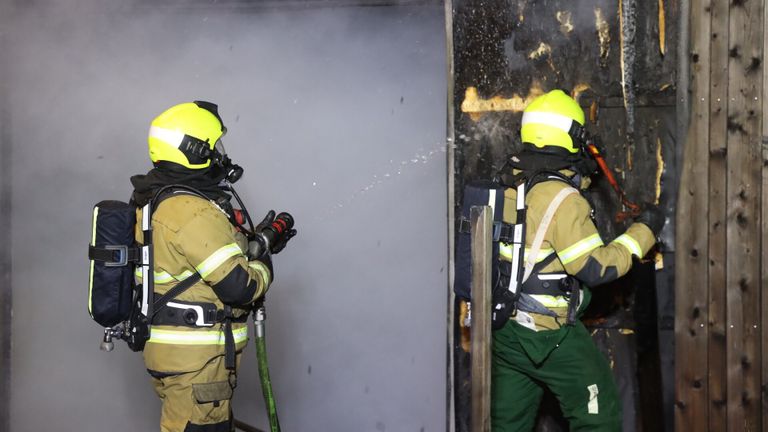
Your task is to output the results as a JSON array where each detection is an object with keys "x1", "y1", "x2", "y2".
[
  {"x1": 153, "y1": 271, "x2": 175, "y2": 284},
  {"x1": 499, "y1": 244, "x2": 555, "y2": 263},
  {"x1": 196, "y1": 243, "x2": 243, "y2": 278},
  {"x1": 558, "y1": 233, "x2": 604, "y2": 265},
  {"x1": 614, "y1": 233, "x2": 642, "y2": 257},
  {"x1": 148, "y1": 326, "x2": 249, "y2": 345},
  {"x1": 88, "y1": 206, "x2": 99, "y2": 316},
  {"x1": 530, "y1": 294, "x2": 569, "y2": 308},
  {"x1": 135, "y1": 268, "x2": 194, "y2": 284},
  {"x1": 248, "y1": 260, "x2": 272, "y2": 285}
]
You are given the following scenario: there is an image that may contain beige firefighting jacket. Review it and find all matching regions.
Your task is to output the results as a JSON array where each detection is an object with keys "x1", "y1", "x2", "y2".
[
  {"x1": 501, "y1": 176, "x2": 656, "y2": 331},
  {"x1": 136, "y1": 194, "x2": 272, "y2": 373}
]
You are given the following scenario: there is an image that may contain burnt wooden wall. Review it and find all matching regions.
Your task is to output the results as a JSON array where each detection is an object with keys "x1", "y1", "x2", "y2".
[
  {"x1": 674, "y1": 0, "x2": 768, "y2": 431},
  {"x1": 447, "y1": 1, "x2": 679, "y2": 431}
]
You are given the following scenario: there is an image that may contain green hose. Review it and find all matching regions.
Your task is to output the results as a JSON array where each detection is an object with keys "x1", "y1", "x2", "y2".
[{"x1": 253, "y1": 306, "x2": 280, "y2": 432}]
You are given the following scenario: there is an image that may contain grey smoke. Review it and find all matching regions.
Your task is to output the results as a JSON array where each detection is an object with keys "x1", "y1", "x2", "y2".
[{"x1": 4, "y1": 2, "x2": 447, "y2": 431}]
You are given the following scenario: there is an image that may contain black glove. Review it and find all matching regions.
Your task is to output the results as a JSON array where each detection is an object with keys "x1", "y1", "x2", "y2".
[
  {"x1": 635, "y1": 204, "x2": 665, "y2": 236},
  {"x1": 247, "y1": 211, "x2": 275, "y2": 259},
  {"x1": 271, "y1": 228, "x2": 297, "y2": 254},
  {"x1": 254, "y1": 210, "x2": 276, "y2": 236},
  {"x1": 247, "y1": 210, "x2": 296, "y2": 256}
]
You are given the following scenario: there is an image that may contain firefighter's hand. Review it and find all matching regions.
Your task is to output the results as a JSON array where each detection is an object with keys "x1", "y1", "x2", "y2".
[
  {"x1": 255, "y1": 210, "x2": 276, "y2": 233},
  {"x1": 635, "y1": 205, "x2": 665, "y2": 236},
  {"x1": 271, "y1": 228, "x2": 297, "y2": 254},
  {"x1": 248, "y1": 237, "x2": 268, "y2": 260}
]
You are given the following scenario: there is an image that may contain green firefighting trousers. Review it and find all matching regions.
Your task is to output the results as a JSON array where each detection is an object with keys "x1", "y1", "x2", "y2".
[{"x1": 491, "y1": 320, "x2": 621, "y2": 432}]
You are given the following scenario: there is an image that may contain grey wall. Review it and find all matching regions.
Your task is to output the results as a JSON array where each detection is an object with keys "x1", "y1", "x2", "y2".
[{"x1": 6, "y1": 3, "x2": 447, "y2": 431}]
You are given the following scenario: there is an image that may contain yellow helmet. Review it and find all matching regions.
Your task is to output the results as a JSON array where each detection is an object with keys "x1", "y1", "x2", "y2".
[
  {"x1": 520, "y1": 90, "x2": 585, "y2": 154},
  {"x1": 148, "y1": 101, "x2": 226, "y2": 169}
]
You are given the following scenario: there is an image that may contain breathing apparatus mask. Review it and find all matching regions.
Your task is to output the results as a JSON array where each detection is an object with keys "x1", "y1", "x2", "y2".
[
  {"x1": 566, "y1": 121, "x2": 601, "y2": 178},
  {"x1": 210, "y1": 139, "x2": 244, "y2": 184}
]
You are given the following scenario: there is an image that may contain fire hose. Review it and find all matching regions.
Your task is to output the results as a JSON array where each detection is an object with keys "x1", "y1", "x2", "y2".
[
  {"x1": 237, "y1": 206, "x2": 295, "y2": 432},
  {"x1": 253, "y1": 304, "x2": 280, "y2": 432}
]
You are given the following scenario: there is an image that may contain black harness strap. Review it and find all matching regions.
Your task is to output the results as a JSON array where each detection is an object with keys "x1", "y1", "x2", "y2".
[
  {"x1": 88, "y1": 244, "x2": 141, "y2": 267},
  {"x1": 147, "y1": 186, "x2": 240, "y2": 369},
  {"x1": 151, "y1": 273, "x2": 203, "y2": 319},
  {"x1": 223, "y1": 306, "x2": 236, "y2": 370}
]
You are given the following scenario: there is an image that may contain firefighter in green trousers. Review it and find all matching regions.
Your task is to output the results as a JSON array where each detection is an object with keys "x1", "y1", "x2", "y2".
[
  {"x1": 131, "y1": 101, "x2": 294, "y2": 432},
  {"x1": 490, "y1": 90, "x2": 664, "y2": 431}
]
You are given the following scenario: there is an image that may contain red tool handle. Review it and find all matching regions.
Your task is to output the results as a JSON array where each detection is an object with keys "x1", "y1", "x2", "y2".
[{"x1": 585, "y1": 142, "x2": 642, "y2": 221}]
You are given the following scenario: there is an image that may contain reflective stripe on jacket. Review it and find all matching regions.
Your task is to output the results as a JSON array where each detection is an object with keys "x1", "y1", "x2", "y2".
[
  {"x1": 501, "y1": 177, "x2": 656, "y2": 324},
  {"x1": 136, "y1": 194, "x2": 272, "y2": 373}
]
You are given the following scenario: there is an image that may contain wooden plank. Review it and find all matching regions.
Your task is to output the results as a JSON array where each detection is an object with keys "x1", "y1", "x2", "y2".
[
  {"x1": 707, "y1": 1, "x2": 729, "y2": 430},
  {"x1": 762, "y1": 0, "x2": 768, "y2": 429},
  {"x1": 726, "y1": 0, "x2": 764, "y2": 430},
  {"x1": 445, "y1": 1, "x2": 456, "y2": 431},
  {"x1": 674, "y1": 0, "x2": 711, "y2": 430},
  {"x1": 470, "y1": 206, "x2": 491, "y2": 432}
]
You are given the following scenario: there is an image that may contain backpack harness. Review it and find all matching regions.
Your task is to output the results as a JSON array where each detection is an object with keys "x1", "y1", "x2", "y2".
[
  {"x1": 88, "y1": 185, "x2": 242, "y2": 369},
  {"x1": 456, "y1": 171, "x2": 583, "y2": 330}
]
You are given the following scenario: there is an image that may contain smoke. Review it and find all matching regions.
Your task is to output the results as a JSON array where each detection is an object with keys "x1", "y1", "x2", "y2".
[{"x1": 5, "y1": 2, "x2": 446, "y2": 431}]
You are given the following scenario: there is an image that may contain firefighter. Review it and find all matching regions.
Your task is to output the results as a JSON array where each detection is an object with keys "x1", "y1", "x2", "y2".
[
  {"x1": 130, "y1": 101, "x2": 292, "y2": 432},
  {"x1": 490, "y1": 90, "x2": 664, "y2": 432}
]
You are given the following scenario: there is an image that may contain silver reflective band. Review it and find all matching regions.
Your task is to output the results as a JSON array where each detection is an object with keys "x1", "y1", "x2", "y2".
[
  {"x1": 521, "y1": 111, "x2": 575, "y2": 133},
  {"x1": 516, "y1": 183, "x2": 526, "y2": 210},
  {"x1": 508, "y1": 243, "x2": 521, "y2": 294},
  {"x1": 140, "y1": 203, "x2": 152, "y2": 317},
  {"x1": 537, "y1": 274, "x2": 567, "y2": 280},
  {"x1": 508, "y1": 181, "x2": 528, "y2": 295},
  {"x1": 141, "y1": 262, "x2": 150, "y2": 316},
  {"x1": 142, "y1": 203, "x2": 151, "y2": 231},
  {"x1": 149, "y1": 126, "x2": 185, "y2": 148},
  {"x1": 588, "y1": 384, "x2": 599, "y2": 414},
  {"x1": 488, "y1": 189, "x2": 497, "y2": 213}
]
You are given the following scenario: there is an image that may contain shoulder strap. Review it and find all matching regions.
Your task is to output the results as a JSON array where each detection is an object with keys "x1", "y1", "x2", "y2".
[
  {"x1": 522, "y1": 186, "x2": 579, "y2": 283},
  {"x1": 140, "y1": 185, "x2": 211, "y2": 319},
  {"x1": 151, "y1": 273, "x2": 203, "y2": 319}
]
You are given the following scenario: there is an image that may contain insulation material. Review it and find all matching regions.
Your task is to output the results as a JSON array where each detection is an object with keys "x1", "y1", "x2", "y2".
[
  {"x1": 528, "y1": 42, "x2": 553, "y2": 60},
  {"x1": 595, "y1": 8, "x2": 612, "y2": 67},
  {"x1": 619, "y1": 0, "x2": 638, "y2": 137},
  {"x1": 460, "y1": 85, "x2": 544, "y2": 119},
  {"x1": 655, "y1": 136, "x2": 664, "y2": 204},
  {"x1": 658, "y1": 0, "x2": 666, "y2": 56},
  {"x1": 556, "y1": 11, "x2": 574, "y2": 35}
]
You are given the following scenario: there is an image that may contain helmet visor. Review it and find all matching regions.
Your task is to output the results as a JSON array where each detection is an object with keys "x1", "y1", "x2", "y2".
[{"x1": 214, "y1": 139, "x2": 227, "y2": 156}]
